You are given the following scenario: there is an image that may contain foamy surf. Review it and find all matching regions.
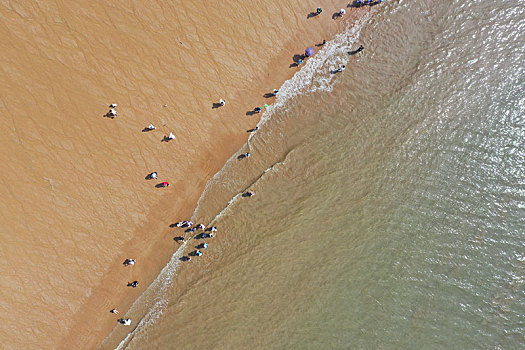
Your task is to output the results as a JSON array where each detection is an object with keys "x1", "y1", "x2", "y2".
[
  {"x1": 194, "y1": 14, "x2": 371, "y2": 220},
  {"x1": 109, "y1": 16, "x2": 370, "y2": 350}
]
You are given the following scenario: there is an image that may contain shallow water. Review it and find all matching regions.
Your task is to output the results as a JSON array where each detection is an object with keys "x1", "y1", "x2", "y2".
[{"x1": 115, "y1": 0, "x2": 525, "y2": 348}]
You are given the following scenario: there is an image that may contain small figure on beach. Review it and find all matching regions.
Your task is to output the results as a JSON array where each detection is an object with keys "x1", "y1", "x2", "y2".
[
  {"x1": 109, "y1": 103, "x2": 117, "y2": 108},
  {"x1": 148, "y1": 172, "x2": 158, "y2": 180},
  {"x1": 159, "y1": 181, "x2": 170, "y2": 188},
  {"x1": 238, "y1": 152, "x2": 250, "y2": 160},
  {"x1": 175, "y1": 220, "x2": 192, "y2": 227},
  {"x1": 356, "y1": 0, "x2": 363, "y2": 7},
  {"x1": 123, "y1": 259, "x2": 136, "y2": 266},
  {"x1": 127, "y1": 281, "x2": 139, "y2": 288},
  {"x1": 254, "y1": 107, "x2": 262, "y2": 113},
  {"x1": 107, "y1": 108, "x2": 117, "y2": 118},
  {"x1": 349, "y1": 45, "x2": 364, "y2": 55},
  {"x1": 316, "y1": 7, "x2": 322, "y2": 15},
  {"x1": 197, "y1": 224, "x2": 206, "y2": 230},
  {"x1": 198, "y1": 243, "x2": 208, "y2": 249},
  {"x1": 146, "y1": 124, "x2": 156, "y2": 131},
  {"x1": 110, "y1": 308, "x2": 119, "y2": 314},
  {"x1": 194, "y1": 250, "x2": 202, "y2": 256},
  {"x1": 272, "y1": 89, "x2": 279, "y2": 96},
  {"x1": 297, "y1": 58, "x2": 303, "y2": 65},
  {"x1": 209, "y1": 226, "x2": 217, "y2": 232},
  {"x1": 219, "y1": 99, "x2": 226, "y2": 106},
  {"x1": 244, "y1": 191, "x2": 255, "y2": 197},
  {"x1": 174, "y1": 236, "x2": 185, "y2": 243},
  {"x1": 168, "y1": 132, "x2": 175, "y2": 140},
  {"x1": 335, "y1": 65, "x2": 346, "y2": 73},
  {"x1": 320, "y1": 39, "x2": 326, "y2": 46},
  {"x1": 248, "y1": 126, "x2": 259, "y2": 133},
  {"x1": 118, "y1": 318, "x2": 132, "y2": 326},
  {"x1": 339, "y1": 9, "x2": 346, "y2": 17}
]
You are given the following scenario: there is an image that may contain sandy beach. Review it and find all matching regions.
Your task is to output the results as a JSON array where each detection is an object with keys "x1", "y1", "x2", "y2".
[{"x1": 0, "y1": 1, "x2": 366, "y2": 348}]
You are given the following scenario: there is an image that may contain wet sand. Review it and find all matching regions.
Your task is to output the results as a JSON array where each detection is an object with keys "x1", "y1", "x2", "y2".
[{"x1": 0, "y1": 1, "x2": 365, "y2": 348}]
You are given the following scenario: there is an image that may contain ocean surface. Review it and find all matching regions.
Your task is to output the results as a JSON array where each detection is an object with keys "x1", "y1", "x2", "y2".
[{"x1": 108, "y1": 0, "x2": 525, "y2": 348}]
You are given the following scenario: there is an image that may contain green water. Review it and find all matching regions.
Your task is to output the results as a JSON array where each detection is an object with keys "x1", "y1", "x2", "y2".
[{"x1": 117, "y1": 0, "x2": 525, "y2": 348}]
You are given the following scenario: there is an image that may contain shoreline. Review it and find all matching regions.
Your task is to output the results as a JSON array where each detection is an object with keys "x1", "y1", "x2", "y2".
[
  {"x1": 67, "y1": 6, "x2": 367, "y2": 350},
  {"x1": 92, "y1": 8, "x2": 369, "y2": 350},
  {"x1": 0, "y1": 1, "x2": 369, "y2": 348}
]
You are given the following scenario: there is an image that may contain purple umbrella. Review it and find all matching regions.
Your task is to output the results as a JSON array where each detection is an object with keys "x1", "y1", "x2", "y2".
[{"x1": 305, "y1": 47, "x2": 314, "y2": 57}]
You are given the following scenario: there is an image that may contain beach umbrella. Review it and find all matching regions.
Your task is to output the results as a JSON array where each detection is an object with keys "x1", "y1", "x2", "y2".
[{"x1": 305, "y1": 47, "x2": 314, "y2": 57}]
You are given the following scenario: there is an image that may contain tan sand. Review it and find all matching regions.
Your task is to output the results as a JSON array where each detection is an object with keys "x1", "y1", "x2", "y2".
[{"x1": 0, "y1": 1, "x2": 366, "y2": 348}]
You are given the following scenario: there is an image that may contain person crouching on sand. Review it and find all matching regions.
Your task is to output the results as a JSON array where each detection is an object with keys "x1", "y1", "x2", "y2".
[
  {"x1": 118, "y1": 318, "x2": 131, "y2": 326},
  {"x1": 123, "y1": 259, "x2": 135, "y2": 266}
]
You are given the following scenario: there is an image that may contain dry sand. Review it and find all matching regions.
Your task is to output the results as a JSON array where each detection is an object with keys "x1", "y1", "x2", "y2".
[{"x1": 0, "y1": 0, "x2": 365, "y2": 348}]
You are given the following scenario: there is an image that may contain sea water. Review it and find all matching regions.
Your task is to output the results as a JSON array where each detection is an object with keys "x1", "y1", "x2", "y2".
[{"x1": 111, "y1": 0, "x2": 525, "y2": 348}]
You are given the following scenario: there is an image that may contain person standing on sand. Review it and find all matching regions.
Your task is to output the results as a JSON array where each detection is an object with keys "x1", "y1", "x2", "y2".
[
  {"x1": 339, "y1": 9, "x2": 346, "y2": 17},
  {"x1": 160, "y1": 182, "x2": 169, "y2": 188},
  {"x1": 110, "y1": 308, "x2": 119, "y2": 314},
  {"x1": 219, "y1": 99, "x2": 226, "y2": 106},
  {"x1": 316, "y1": 7, "x2": 322, "y2": 15},
  {"x1": 128, "y1": 281, "x2": 139, "y2": 288},
  {"x1": 335, "y1": 65, "x2": 346, "y2": 73}
]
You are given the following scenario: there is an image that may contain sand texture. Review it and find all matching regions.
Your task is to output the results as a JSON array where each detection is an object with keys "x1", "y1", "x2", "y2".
[{"x1": 0, "y1": 0, "x2": 358, "y2": 348}]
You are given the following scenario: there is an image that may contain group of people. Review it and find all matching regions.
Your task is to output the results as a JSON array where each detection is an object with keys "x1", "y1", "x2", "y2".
[{"x1": 109, "y1": 0, "x2": 383, "y2": 328}]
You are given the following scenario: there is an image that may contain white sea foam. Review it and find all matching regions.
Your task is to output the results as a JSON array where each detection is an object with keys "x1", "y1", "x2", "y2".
[
  {"x1": 111, "y1": 15, "x2": 370, "y2": 349},
  {"x1": 194, "y1": 13, "x2": 371, "y2": 220}
]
